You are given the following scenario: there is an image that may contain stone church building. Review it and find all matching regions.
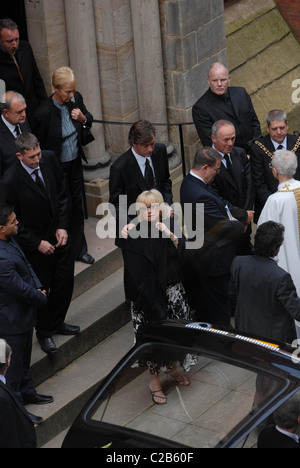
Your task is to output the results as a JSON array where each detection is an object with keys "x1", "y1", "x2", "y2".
[{"x1": 1, "y1": 0, "x2": 300, "y2": 212}]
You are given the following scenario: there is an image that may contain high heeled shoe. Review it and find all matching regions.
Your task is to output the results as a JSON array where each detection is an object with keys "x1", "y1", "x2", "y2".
[{"x1": 149, "y1": 387, "x2": 167, "y2": 405}]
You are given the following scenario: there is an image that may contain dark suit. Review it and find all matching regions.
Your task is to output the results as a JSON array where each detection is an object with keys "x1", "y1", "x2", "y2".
[
  {"x1": 180, "y1": 173, "x2": 243, "y2": 325},
  {"x1": 0, "y1": 41, "x2": 47, "y2": 126},
  {"x1": 258, "y1": 425, "x2": 300, "y2": 449},
  {"x1": 250, "y1": 134, "x2": 300, "y2": 221},
  {"x1": 0, "y1": 181, "x2": 6, "y2": 202},
  {"x1": 109, "y1": 143, "x2": 173, "y2": 246},
  {"x1": 230, "y1": 255, "x2": 300, "y2": 343},
  {"x1": 0, "y1": 116, "x2": 31, "y2": 177},
  {"x1": 0, "y1": 237, "x2": 47, "y2": 402},
  {"x1": 0, "y1": 380, "x2": 36, "y2": 448},
  {"x1": 212, "y1": 147, "x2": 254, "y2": 254},
  {"x1": 34, "y1": 91, "x2": 93, "y2": 258},
  {"x1": 192, "y1": 87, "x2": 261, "y2": 151},
  {"x1": 3, "y1": 151, "x2": 74, "y2": 338}
]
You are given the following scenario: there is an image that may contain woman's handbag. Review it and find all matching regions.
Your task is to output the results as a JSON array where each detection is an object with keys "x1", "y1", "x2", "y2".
[{"x1": 81, "y1": 123, "x2": 95, "y2": 146}]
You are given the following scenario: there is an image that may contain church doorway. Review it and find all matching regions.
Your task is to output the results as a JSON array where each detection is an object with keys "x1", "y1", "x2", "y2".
[{"x1": 0, "y1": 0, "x2": 28, "y2": 40}]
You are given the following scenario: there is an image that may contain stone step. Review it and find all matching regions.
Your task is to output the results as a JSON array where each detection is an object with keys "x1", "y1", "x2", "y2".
[
  {"x1": 24, "y1": 216, "x2": 132, "y2": 447},
  {"x1": 30, "y1": 267, "x2": 129, "y2": 388},
  {"x1": 28, "y1": 322, "x2": 134, "y2": 447}
]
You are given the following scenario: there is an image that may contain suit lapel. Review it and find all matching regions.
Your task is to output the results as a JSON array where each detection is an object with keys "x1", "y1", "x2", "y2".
[
  {"x1": 191, "y1": 175, "x2": 228, "y2": 217},
  {"x1": 227, "y1": 88, "x2": 239, "y2": 119},
  {"x1": 0, "y1": 381, "x2": 33, "y2": 422},
  {"x1": 230, "y1": 150, "x2": 243, "y2": 196},
  {"x1": 0, "y1": 118, "x2": 17, "y2": 149},
  {"x1": 128, "y1": 150, "x2": 148, "y2": 192},
  {"x1": 17, "y1": 162, "x2": 48, "y2": 200}
]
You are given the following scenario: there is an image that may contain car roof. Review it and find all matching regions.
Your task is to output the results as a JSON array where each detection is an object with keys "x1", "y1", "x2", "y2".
[
  {"x1": 136, "y1": 320, "x2": 300, "y2": 377},
  {"x1": 63, "y1": 320, "x2": 300, "y2": 449}
]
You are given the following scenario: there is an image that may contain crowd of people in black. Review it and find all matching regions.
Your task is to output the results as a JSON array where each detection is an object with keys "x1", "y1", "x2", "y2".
[{"x1": 0, "y1": 17, "x2": 300, "y2": 448}]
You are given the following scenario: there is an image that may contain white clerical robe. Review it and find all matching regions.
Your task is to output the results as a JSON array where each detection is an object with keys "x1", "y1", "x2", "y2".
[{"x1": 258, "y1": 179, "x2": 300, "y2": 339}]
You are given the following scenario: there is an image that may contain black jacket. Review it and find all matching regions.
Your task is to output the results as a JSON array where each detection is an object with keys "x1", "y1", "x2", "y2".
[
  {"x1": 230, "y1": 255, "x2": 300, "y2": 343},
  {"x1": 123, "y1": 221, "x2": 184, "y2": 323},
  {"x1": 212, "y1": 146, "x2": 254, "y2": 223},
  {"x1": 0, "y1": 380, "x2": 36, "y2": 448},
  {"x1": 33, "y1": 91, "x2": 93, "y2": 163},
  {"x1": 3, "y1": 151, "x2": 69, "y2": 254},
  {"x1": 0, "y1": 116, "x2": 31, "y2": 177},
  {"x1": 0, "y1": 41, "x2": 47, "y2": 125},
  {"x1": 109, "y1": 144, "x2": 173, "y2": 246},
  {"x1": 180, "y1": 173, "x2": 244, "y2": 277},
  {"x1": 250, "y1": 133, "x2": 300, "y2": 221},
  {"x1": 192, "y1": 87, "x2": 261, "y2": 151}
]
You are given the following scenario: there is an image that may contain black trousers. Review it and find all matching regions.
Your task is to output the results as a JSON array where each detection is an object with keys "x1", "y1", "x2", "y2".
[
  {"x1": 62, "y1": 156, "x2": 88, "y2": 258},
  {"x1": 2, "y1": 330, "x2": 36, "y2": 404},
  {"x1": 27, "y1": 244, "x2": 74, "y2": 337},
  {"x1": 193, "y1": 272, "x2": 231, "y2": 328}
]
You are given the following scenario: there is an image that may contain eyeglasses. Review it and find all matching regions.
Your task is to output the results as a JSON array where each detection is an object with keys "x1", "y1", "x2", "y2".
[{"x1": 139, "y1": 203, "x2": 160, "y2": 212}]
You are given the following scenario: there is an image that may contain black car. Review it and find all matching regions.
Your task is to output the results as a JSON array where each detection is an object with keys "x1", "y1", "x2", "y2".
[{"x1": 62, "y1": 320, "x2": 300, "y2": 449}]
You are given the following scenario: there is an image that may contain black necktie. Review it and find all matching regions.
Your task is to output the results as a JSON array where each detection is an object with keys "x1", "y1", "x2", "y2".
[
  {"x1": 33, "y1": 169, "x2": 47, "y2": 195},
  {"x1": 277, "y1": 144, "x2": 284, "y2": 150},
  {"x1": 15, "y1": 125, "x2": 21, "y2": 137},
  {"x1": 224, "y1": 154, "x2": 234, "y2": 179},
  {"x1": 144, "y1": 159, "x2": 154, "y2": 189}
]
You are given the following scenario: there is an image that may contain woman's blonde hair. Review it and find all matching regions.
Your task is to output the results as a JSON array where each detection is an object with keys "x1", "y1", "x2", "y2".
[
  {"x1": 52, "y1": 66, "x2": 76, "y2": 90},
  {"x1": 136, "y1": 189, "x2": 167, "y2": 220}
]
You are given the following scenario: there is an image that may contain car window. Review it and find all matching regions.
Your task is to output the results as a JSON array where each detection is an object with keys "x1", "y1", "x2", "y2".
[{"x1": 88, "y1": 343, "x2": 286, "y2": 448}]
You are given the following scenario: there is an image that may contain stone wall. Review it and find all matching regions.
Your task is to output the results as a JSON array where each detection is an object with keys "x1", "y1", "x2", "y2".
[
  {"x1": 225, "y1": 0, "x2": 300, "y2": 134},
  {"x1": 23, "y1": 0, "x2": 227, "y2": 211}
]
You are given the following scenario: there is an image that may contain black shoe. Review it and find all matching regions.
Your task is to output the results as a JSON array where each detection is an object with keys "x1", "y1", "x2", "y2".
[
  {"x1": 55, "y1": 322, "x2": 80, "y2": 335},
  {"x1": 76, "y1": 253, "x2": 95, "y2": 264},
  {"x1": 24, "y1": 394, "x2": 54, "y2": 405},
  {"x1": 27, "y1": 412, "x2": 43, "y2": 425},
  {"x1": 37, "y1": 336, "x2": 57, "y2": 355}
]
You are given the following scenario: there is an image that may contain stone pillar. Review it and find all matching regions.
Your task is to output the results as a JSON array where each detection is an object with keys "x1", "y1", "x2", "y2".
[
  {"x1": 25, "y1": 0, "x2": 69, "y2": 94},
  {"x1": 130, "y1": 0, "x2": 168, "y2": 144},
  {"x1": 64, "y1": 0, "x2": 111, "y2": 180}
]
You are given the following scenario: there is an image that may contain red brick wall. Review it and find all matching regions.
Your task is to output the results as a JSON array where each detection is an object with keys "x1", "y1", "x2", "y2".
[{"x1": 274, "y1": 0, "x2": 300, "y2": 42}]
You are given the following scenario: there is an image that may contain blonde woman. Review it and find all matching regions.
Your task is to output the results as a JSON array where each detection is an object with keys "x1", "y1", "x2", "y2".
[
  {"x1": 122, "y1": 190, "x2": 196, "y2": 405},
  {"x1": 33, "y1": 66, "x2": 94, "y2": 265}
]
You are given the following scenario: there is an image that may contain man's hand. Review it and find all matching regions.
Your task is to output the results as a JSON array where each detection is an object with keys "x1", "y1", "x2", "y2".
[
  {"x1": 56, "y1": 229, "x2": 68, "y2": 248},
  {"x1": 38, "y1": 241, "x2": 55, "y2": 256}
]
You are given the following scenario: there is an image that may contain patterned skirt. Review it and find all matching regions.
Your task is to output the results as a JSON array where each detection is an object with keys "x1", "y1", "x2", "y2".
[{"x1": 131, "y1": 282, "x2": 197, "y2": 375}]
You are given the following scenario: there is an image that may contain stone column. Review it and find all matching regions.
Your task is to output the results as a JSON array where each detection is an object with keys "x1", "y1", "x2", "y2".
[
  {"x1": 130, "y1": 0, "x2": 168, "y2": 144},
  {"x1": 64, "y1": 0, "x2": 111, "y2": 180}
]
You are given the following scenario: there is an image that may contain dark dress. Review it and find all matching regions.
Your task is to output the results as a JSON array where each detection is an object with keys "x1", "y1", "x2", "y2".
[{"x1": 123, "y1": 221, "x2": 196, "y2": 375}]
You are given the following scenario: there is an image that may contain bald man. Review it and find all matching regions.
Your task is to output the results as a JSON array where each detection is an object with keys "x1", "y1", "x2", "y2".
[{"x1": 192, "y1": 62, "x2": 261, "y2": 151}]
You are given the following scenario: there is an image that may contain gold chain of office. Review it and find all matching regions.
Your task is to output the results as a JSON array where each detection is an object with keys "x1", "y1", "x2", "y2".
[{"x1": 254, "y1": 137, "x2": 300, "y2": 159}]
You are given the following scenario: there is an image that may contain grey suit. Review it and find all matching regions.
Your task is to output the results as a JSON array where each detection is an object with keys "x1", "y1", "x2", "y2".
[{"x1": 230, "y1": 255, "x2": 300, "y2": 343}]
